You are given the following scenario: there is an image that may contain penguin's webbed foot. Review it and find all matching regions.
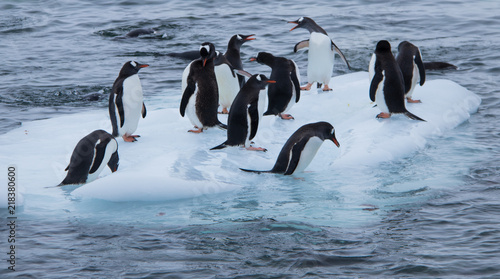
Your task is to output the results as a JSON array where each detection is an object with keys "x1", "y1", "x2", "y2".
[
  {"x1": 406, "y1": 98, "x2": 422, "y2": 103},
  {"x1": 188, "y1": 127, "x2": 203, "y2": 133},
  {"x1": 123, "y1": 134, "x2": 140, "y2": 142},
  {"x1": 322, "y1": 84, "x2": 332, "y2": 91},
  {"x1": 279, "y1": 113, "x2": 294, "y2": 120},
  {"x1": 246, "y1": 146, "x2": 267, "y2": 152},
  {"x1": 376, "y1": 112, "x2": 391, "y2": 119},
  {"x1": 219, "y1": 107, "x2": 229, "y2": 114},
  {"x1": 300, "y1": 83, "x2": 312, "y2": 91}
]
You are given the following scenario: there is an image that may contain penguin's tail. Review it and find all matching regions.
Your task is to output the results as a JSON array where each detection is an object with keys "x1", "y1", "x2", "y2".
[
  {"x1": 239, "y1": 168, "x2": 273, "y2": 174},
  {"x1": 210, "y1": 142, "x2": 227, "y2": 150},
  {"x1": 404, "y1": 111, "x2": 426, "y2": 122},
  {"x1": 263, "y1": 110, "x2": 275, "y2": 116}
]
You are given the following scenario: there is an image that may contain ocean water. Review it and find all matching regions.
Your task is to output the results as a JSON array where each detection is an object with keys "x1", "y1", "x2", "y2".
[{"x1": 1, "y1": 0, "x2": 500, "y2": 278}]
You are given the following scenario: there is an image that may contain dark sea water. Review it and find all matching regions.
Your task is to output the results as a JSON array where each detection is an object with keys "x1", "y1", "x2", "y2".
[{"x1": 1, "y1": 0, "x2": 500, "y2": 278}]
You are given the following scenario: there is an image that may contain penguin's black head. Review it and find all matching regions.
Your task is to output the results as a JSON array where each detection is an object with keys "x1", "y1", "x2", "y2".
[
  {"x1": 199, "y1": 42, "x2": 216, "y2": 67},
  {"x1": 288, "y1": 17, "x2": 325, "y2": 34},
  {"x1": 375, "y1": 40, "x2": 392, "y2": 53},
  {"x1": 249, "y1": 52, "x2": 274, "y2": 64},
  {"x1": 107, "y1": 150, "x2": 119, "y2": 173},
  {"x1": 230, "y1": 34, "x2": 255, "y2": 48},
  {"x1": 317, "y1": 121, "x2": 340, "y2": 147},
  {"x1": 252, "y1": 74, "x2": 276, "y2": 89},
  {"x1": 120, "y1": 61, "x2": 149, "y2": 77}
]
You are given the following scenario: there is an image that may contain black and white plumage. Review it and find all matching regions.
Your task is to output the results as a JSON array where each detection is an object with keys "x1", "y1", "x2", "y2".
[
  {"x1": 250, "y1": 52, "x2": 301, "y2": 120},
  {"x1": 109, "y1": 61, "x2": 148, "y2": 142},
  {"x1": 60, "y1": 130, "x2": 119, "y2": 186},
  {"x1": 211, "y1": 74, "x2": 275, "y2": 151},
  {"x1": 396, "y1": 41, "x2": 426, "y2": 103},
  {"x1": 240, "y1": 122, "x2": 340, "y2": 175},
  {"x1": 180, "y1": 42, "x2": 227, "y2": 133},
  {"x1": 368, "y1": 40, "x2": 426, "y2": 121},
  {"x1": 288, "y1": 17, "x2": 350, "y2": 91},
  {"x1": 214, "y1": 51, "x2": 241, "y2": 114},
  {"x1": 224, "y1": 34, "x2": 255, "y2": 87}
]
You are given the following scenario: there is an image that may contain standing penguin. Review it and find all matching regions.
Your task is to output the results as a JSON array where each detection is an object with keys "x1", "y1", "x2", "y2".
[
  {"x1": 215, "y1": 34, "x2": 255, "y2": 114},
  {"x1": 369, "y1": 40, "x2": 426, "y2": 121},
  {"x1": 180, "y1": 42, "x2": 227, "y2": 133},
  {"x1": 288, "y1": 17, "x2": 350, "y2": 91},
  {"x1": 240, "y1": 122, "x2": 340, "y2": 175},
  {"x1": 210, "y1": 74, "x2": 275, "y2": 151},
  {"x1": 60, "y1": 130, "x2": 119, "y2": 185},
  {"x1": 250, "y1": 52, "x2": 301, "y2": 120},
  {"x1": 109, "y1": 61, "x2": 148, "y2": 142},
  {"x1": 396, "y1": 41, "x2": 425, "y2": 103}
]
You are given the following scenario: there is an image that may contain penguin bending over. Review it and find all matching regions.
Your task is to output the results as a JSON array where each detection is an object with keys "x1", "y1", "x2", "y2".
[
  {"x1": 288, "y1": 17, "x2": 350, "y2": 91},
  {"x1": 211, "y1": 74, "x2": 275, "y2": 151},
  {"x1": 240, "y1": 122, "x2": 340, "y2": 175},
  {"x1": 60, "y1": 130, "x2": 119, "y2": 186},
  {"x1": 396, "y1": 41, "x2": 425, "y2": 103},
  {"x1": 250, "y1": 52, "x2": 301, "y2": 120},
  {"x1": 180, "y1": 42, "x2": 227, "y2": 133},
  {"x1": 369, "y1": 40, "x2": 426, "y2": 121},
  {"x1": 109, "y1": 61, "x2": 148, "y2": 142}
]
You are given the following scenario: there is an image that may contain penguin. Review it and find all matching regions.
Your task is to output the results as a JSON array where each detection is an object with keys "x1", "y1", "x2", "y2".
[
  {"x1": 60, "y1": 130, "x2": 119, "y2": 186},
  {"x1": 224, "y1": 34, "x2": 255, "y2": 88},
  {"x1": 288, "y1": 17, "x2": 351, "y2": 91},
  {"x1": 214, "y1": 51, "x2": 241, "y2": 114},
  {"x1": 240, "y1": 121, "x2": 340, "y2": 175},
  {"x1": 423, "y1": 61, "x2": 457, "y2": 70},
  {"x1": 396, "y1": 41, "x2": 425, "y2": 103},
  {"x1": 211, "y1": 74, "x2": 275, "y2": 151},
  {"x1": 125, "y1": 28, "x2": 156, "y2": 38},
  {"x1": 250, "y1": 52, "x2": 301, "y2": 120},
  {"x1": 180, "y1": 42, "x2": 227, "y2": 133},
  {"x1": 109, "y1": 61, "x2": 148, "y2": 142},
  {"x1": 368, "y1": 40, "x2": 426, "y2": 121}
]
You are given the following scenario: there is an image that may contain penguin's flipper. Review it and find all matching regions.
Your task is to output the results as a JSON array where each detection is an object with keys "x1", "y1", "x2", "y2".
[
  {"x1": 239, "y1": 168, "x2": 271, "y2": 174},
  {"x1": 331, "y1": 40, "x2": 351, "y2": 70},
  {"x1": 64, "y1": 164, "x2": 70, "y2": 171},
  {"x1": 180, "y1": 79, "x2": 196, "y2": 117},
  {"x1": 115, "y1": 88, "x2": 125, "y2": 128},
  {"x1": 415, "y1": 51, "x2": 426, "y2": 86},
  {"x1": 294, "y1": 40, "x2": 309, "y2": 52},
  {"x1": 142, "y1": 102, "x2": 147, "y2": 118},
  {"x1": 89, "y1": 138, "x2": 111, "y2": 174},
  {"x1": 369, "y1": 65, "x2": 383, "y2": 102},
  {"x1": 290, "y1": 60, "x2": 301, "y2": 103},
  {"x1": 404, "y1": 111, "x2": 426, "y2": 122},
  {"x1": 210, "y1": 142, "x2": 227, "y2": 150},
  {"x1": 234, "y1": 69, "x2": 252, "y2": 78},
  {"x1": 217, "y1": 122, "x2": 228, "y2": 130},
  {"x1": 284, "y1": 139, "x2": 309, "y2": 175},
  {"x1": 248, "y1": 101, "x2": 259, "y2": 140}
]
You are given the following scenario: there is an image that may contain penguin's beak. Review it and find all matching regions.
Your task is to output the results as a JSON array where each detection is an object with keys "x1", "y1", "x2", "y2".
[
  {"x1": 288, "y1": 21, "x2": 299, "y2": 31},
  {"x1": 203, "y1": 58, "x2": 207, "y2": 67},
  {"x1": 266, "y1": 80, "x2": 276, "y2": 84},
  {"x1": 244, "y1": 34, "x2": 256, "y2": 41},
  {"x1": 249, "y1": 57, "x2": 257, "y2": 62},
  {"x1": 331, "y1": 136, "x2": 340, "y2": 148},
  {"x1": 139, "y1": 64, "x2": 149, "y2": 68}
]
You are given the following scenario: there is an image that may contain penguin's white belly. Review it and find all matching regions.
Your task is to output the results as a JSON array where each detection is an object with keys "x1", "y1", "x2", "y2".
[
  {"x1": 86, "y1": 139, "x2": 117, "y2": 182},
  {"x1": 374, "y1": 71, "x2": 389, "y2": 113},
  {"x1": 215, "y1": 64, "x2": 240, "y2": 109},
  {"x1": 407, "y1": 61, "x2": 420, "y2": 98},
  {"x1": 307, "y1": 32, "x2": 334, "y2": 85},
  {"x1": 245, "y1": 108, "x2": 252, "y2": 147},
  {"x1": 292, "y1": 137, "x2": 324, "y2": 174},
  {"x1": 185, "y1": 87, "x2": 203, "y2": 128},
  {"x1": 118, "y1": 74, "x2": 143, "y2": 135},
  {"x1": 368, "y1": 53, "x2": 376, "y2": 82}
]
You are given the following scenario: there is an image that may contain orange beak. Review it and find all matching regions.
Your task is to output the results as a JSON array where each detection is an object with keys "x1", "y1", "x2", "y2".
[
  {"x1": 288, "y1": 21, "x2": 299, "y2": 31},
  {"x1": 245, "y1": 34, "x2": 256, "y2": 41},
  {"x1": 203, "y1": 59, "x2": 207, "y2": 67},
  {"x1": 139, "y1": 64, "x2": 149, "y2": 68},
  {"x1": 266, "y1": 80, "x2": 276, "y2": 84},
  {"x1": 332, "y1": 137, "x2": 340, "y2": 147},
  {"x1": 249, "y1": 57, "x2": 257, "y2": 61}
]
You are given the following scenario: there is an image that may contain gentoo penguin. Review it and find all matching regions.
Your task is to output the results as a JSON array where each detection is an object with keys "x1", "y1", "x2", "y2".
[
  {"x1": 368, "y1": 40, "x2": 426, "y2": 121},
  {"x1": 180, "y1": 42, "x2": 227, "y2": 133},
  {"x1": 250, "y1": 52, "x2": 301, "y2": 120},
  {"x1": 225, "y1": 34, "x2": 255, "y2": 87},
  {"x1": 214, "y1": 51, "x2": 241, "y2": 114},
  {"x1": 60, "y1": 130, "x2": 119, "y2": 185},
  {"x1": 240, "y1": 122, "x2": 340, "y2": 175},
  {"x1": 211, "y1": 74, "x2": 275, "y2": 151},
  {"x1": 288, "y1": 17, "x2": 351, "y2": 91},
  {"x1": 109, "y1": 61, "x2": 148, "y2": 142},
  {"x1": 396, "y1": 41, "x2": 425, "y2": 103}
]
